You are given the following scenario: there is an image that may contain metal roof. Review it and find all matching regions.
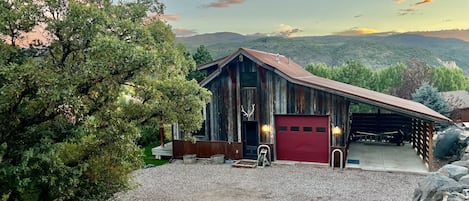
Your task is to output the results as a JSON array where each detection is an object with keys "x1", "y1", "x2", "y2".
[{"x1": 199, "y1": 48, "x2": 452, "y2": 123}]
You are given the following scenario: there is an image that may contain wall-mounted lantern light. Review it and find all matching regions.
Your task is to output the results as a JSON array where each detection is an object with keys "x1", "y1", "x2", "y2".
[
  {"x1": 332, "y1": 126, "x2": 342, "y2": 146},
  {"x1": 262, "y1": 124, "x2": 271, "y2": 133}
]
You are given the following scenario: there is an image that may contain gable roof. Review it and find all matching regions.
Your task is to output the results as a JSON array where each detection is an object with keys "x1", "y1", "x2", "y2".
[
  {"x1": 199, "y1": 48, "x2": 452, "y2": 123},
  {"x1": 440, "y1": 90, "x2": 469, "y2": 109}
]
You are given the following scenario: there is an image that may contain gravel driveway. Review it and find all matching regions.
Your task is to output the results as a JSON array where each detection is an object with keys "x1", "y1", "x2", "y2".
[{"x1": 113, "y1": 160, "x2": 424, "y2": 201}]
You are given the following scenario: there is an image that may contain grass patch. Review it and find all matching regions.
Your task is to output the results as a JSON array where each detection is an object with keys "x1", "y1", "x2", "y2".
[{"x1": 142, "y1": 143, "x2": 169, "y2": 166}]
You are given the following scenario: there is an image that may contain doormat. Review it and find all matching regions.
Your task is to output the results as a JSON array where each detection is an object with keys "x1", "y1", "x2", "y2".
[
  {"x1": 232, "y1": 159, "x2": 257, "y2": 168},
  {"x1": 347, "y1": 159, "x2": 360, "y2": 165}
]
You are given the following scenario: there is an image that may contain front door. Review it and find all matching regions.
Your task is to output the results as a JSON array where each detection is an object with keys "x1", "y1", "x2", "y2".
[{"x1": 242, "y1": 121, "x2": 259, "y2": 159}]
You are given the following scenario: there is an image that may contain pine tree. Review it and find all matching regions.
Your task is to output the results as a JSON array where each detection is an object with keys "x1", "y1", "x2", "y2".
[{"x1": 412, "y1": 83, "x2": 450, "y2": 117}]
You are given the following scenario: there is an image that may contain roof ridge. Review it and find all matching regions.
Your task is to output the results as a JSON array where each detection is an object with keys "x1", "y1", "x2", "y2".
[{"x1": 241, "y1": 47, "x2": 286, "y2": 58}]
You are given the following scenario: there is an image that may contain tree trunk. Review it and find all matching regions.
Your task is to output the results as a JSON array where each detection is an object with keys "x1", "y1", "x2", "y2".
[{"x1": 160, "y1": 118, "x2": 164, "y2": 147}]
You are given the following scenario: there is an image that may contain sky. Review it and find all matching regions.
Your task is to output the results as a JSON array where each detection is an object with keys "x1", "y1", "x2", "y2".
[{"x1": 158, "y1": 0, "x2": 469, "y2": 37}]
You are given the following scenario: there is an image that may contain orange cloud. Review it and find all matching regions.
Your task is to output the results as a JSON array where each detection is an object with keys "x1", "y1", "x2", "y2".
[
  {"x1": 144, "y1": 13, "x2": 180, "y2": 24},
  {"x1": 275, "y1": 24, "x2": 303, "y2": 37},
  {"x1": 334, "y1": 27, "x2": 380, "y2": 36},
  {"x1": 159, "y1": 14, "x2": 180, "y2": 22},
  {"x1": 416, "y1": 0, "x2": 432, "y2": 5},
  {"x1": 205, "y1": 0, "x2": 245, "y2": 8},
  {"x1": 394, "y1": 0, "x2": 407, "y2": 3}
]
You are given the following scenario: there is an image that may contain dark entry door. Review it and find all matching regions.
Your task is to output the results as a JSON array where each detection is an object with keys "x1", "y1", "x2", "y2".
[{"x1": 242, "y1": 121, "x2": 259, "y2": 159}]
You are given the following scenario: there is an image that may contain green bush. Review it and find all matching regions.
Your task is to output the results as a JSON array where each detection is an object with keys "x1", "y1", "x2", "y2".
[{"x1": 137, "y1": 124, "x2": 160, "y2": 146}]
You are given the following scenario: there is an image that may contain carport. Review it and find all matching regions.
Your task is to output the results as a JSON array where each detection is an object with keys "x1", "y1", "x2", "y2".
[{"x1": 344, "y1": 102, "x2": 442, "y2": 172}]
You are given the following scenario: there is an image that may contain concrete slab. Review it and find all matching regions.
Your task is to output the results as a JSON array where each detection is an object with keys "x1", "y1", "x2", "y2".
[
  {"x1": 347, "y1": 142, "x2": 429, "y2": 174},
  {"x1": 151, "y1": 142, "x2": 173, "y2": 159}
]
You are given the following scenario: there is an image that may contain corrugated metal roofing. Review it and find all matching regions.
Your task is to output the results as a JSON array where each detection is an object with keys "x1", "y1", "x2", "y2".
[{"x1": 199, "y1": 48, "x2": 452, "y2": 123}]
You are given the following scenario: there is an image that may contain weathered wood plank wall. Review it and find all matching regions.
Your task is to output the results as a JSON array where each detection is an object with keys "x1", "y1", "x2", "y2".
[{"x1": 203, "y1": 58, "x2": 350, "y2": 146}]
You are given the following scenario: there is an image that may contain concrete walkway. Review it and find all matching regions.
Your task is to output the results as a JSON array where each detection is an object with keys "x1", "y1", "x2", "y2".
[{"x1": 347, "y1": 142, "x2": 429, "y2": 174}]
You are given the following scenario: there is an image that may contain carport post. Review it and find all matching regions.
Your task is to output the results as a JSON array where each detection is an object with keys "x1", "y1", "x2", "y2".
[{"x1": 428, "y1": 121, "x2": 435, "y2": 171}]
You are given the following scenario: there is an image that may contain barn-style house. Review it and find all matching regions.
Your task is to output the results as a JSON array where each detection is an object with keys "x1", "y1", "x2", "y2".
[{"x1": 172, "y1": 48, "x2": 451, "y2": 170}]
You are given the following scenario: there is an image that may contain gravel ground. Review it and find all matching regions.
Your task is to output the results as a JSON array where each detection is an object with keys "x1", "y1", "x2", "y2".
[{"x1": 113, "y1": 160, "x2": 425, "y2": 201}]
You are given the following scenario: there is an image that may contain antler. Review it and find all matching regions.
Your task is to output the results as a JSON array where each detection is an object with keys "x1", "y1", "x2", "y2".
[
  {"x1": 241, "y1": 105, "x2": 249, "y2": 117},
  {"x1": 248, "y1": 104, "x2": 255, "y2": 117},
  {"x1": 241, "y1": 104, "x2": 255, "y2": 118}
]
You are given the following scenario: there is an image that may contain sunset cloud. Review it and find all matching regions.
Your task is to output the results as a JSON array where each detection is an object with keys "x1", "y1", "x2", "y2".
[
  {"x1": 159, "y1": 14, "x2": 180, "y2": 22},
  {"x1": 394, "y1": 0, "x2": 407, "y2": 3},
  {"x1": 173, "y1": 28, "x2": 197, "y2": 37},
  {"x1": 276, "y1": 24, "x2": 303, "y2": 37},
  {"x1": 144, "y1": 14, "x2": 180, "y2": 24},
  {"x1": 334, "y1": 27, "x2": 380, "y2": 36},
  {"x1": 416, "y1": 0, "x2": 432, "y2": 5},
  {"x1": 204, "y1": 0, "x2": 245, "y2": 8}
]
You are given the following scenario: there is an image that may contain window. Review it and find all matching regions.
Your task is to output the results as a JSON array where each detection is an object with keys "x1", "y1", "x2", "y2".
[
  {"x1": 291, "y1": 126, "x2": 300, "y2": 131},
  {"x1": 278, "y1": 126, "x2": 287, "y2": 131},
  {"x1": 240, "y1": 72, "x2": 257, "y2": 87},
  {"x1": 316, "y1": 127, "x2": 326, "y2": 132},
  {"x1": 303, "y1": 127, "x2": 313, "y2": 132}
]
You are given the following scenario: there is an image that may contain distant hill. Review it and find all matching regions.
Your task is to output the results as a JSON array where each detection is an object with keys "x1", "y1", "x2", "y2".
[
  {"x1": 176, "y1": 32, "x2": 261, "y2": 49},
  {"x1": 408, "y1": 29, "x2": 469, "y2": 42},
  {"x1": 177, "y1": 32, "x2": 469, "y2": 74}
]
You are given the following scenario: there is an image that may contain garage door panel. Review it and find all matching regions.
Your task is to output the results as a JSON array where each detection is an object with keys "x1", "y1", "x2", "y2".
[{"x1": 276, "y1": 115, "x2": 329, "y2": 163}]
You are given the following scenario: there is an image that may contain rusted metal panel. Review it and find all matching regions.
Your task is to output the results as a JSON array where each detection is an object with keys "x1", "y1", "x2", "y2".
[{"x1": 173, "y1": 140, "x2": 243, "y2": 160}]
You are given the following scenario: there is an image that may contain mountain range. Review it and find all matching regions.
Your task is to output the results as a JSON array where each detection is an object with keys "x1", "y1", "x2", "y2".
[{"x1": 177, "y1": 30, "x2": 469, "y2": 74}]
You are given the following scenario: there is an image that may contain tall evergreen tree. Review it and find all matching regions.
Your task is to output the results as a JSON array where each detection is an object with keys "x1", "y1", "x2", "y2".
[
  {"x1": 412, "y1": 83, "x2": 450, "y2": 117},
  {"x1": 187, "y1": 45, "x2": 213, "y2": 82}
]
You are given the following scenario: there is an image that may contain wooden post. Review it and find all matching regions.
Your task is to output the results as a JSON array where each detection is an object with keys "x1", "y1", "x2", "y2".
[
  {"x1": 428, "y1": 121, "x2": 435, "y2": 171},
  {"x1": 160, "y1": 117, "x2": 165, "y2": 147},
  {"x1": 411, "y1": 119, "x2": 416, "y2": 149}
]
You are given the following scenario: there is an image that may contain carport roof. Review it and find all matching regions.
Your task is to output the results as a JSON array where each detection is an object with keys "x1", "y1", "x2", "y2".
[{"x1": 199, "y1": 48, "x2": 452, "y2": 124}]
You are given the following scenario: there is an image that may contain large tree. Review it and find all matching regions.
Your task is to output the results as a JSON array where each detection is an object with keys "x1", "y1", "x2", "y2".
[
  {"x1": 412, "y1": 83, "x2": 450, "y2": 117},
  {"x1": 334, "y1": 60, "x2": 375, "y2": 90},
  {"x1": 305, "y1": 63, "x2": 336, "y2": 80},
  {"x1": 431, "y1": 67, "x2": 469, "y2": 92},
  {"x1": 395, "y1": 61, "x2": 432, "y2": 99},
  {"x1": 374, "y1": 64, "x2": 405, "y2": 94},
  {"x1": 187, "y1": 45, "x2": 213, "y2": 82},
  {"x1": 0, "y1": 0, "x2": 39, "y2": 46},
  {"x1": 0, "y1": 0, "x2": 210, "y2": 200}
]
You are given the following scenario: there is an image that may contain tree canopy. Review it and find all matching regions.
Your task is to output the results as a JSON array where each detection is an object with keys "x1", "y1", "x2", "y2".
[
  {"x1": 412, "y1": 83, "x2": 450, "y2": 117},
  {"x1": 187, "y1": 45, "x2": 212, "y2": 82},
  {"x1": 0, "y1": 0, "x2": 210, "y2": 200}
]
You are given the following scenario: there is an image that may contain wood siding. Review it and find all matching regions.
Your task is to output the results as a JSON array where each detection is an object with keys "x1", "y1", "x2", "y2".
[
  {"x1": 203, "y1": 58, "x2": 350, "y2": 146},
  {"x1": 411, "y1": 119, "x2": 434, "y2": 170}
]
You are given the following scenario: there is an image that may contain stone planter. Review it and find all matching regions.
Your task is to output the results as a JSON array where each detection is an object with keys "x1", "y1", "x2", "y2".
[
  {"x1": 211, "y1": 154, "x2": 225, "y2": 164},
  {"x1": 183, "y1": 154, "x2": 196, "y2": 164}
]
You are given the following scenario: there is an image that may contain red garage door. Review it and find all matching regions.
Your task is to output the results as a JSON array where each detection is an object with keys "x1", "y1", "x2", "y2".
[{"x1": 276, "y1": 115, "x2": 329, "y2": 163}]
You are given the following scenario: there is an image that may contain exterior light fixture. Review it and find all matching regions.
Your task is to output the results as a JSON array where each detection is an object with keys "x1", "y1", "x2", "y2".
[
  {"x1": 261, "y1": 124, "x2": 271, "y2": 133},
  {"x1": 332, "y1": 126, "x2": 342, "y2": 146},
  {"x1": 332, "y1": 126, "x2": 342, "y2": 136}
]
